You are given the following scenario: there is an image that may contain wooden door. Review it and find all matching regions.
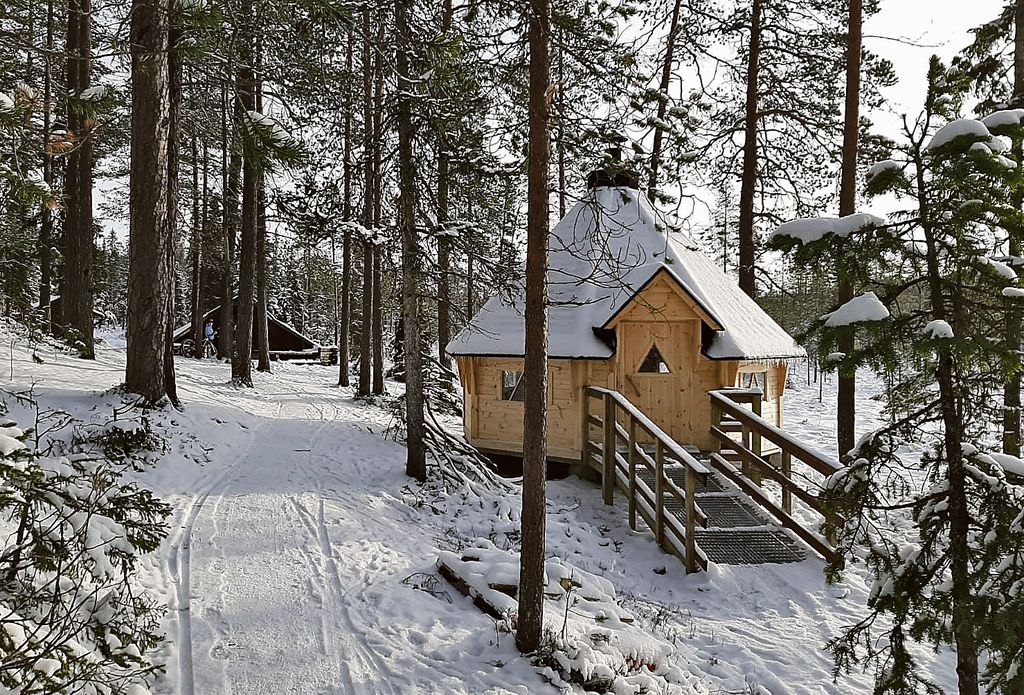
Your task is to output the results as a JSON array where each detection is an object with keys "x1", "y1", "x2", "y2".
[{"x1": 616, "y1": 321, "x2": 697, "y2": 442}]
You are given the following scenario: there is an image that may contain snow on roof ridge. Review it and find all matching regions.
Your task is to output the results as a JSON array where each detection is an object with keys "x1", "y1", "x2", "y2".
[{"x1": 448, "y1": 187, "x2": 805, "y2": 361}]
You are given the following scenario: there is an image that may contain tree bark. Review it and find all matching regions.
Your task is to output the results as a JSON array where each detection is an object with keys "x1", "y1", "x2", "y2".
[
  {"x1": 232, "y1": 16, "x2": 258, "y2": 387},
  {"x1": 736, "y1": 0, "x2": 763, "y2": 298},
  {"x1": 338, "y1": 30, "x2": 354, "y2": 387},
  {"x1": 164, "y1": 4, "x2": 181, "y2": 404},
  {"x1": 647, "y1": 0, "x2": 683, "y2": 202},
  {"x1": 837, "y1": 0, "x2": 862, "y2": 458},
  {"x1": 60, "y1": 0, "x2": 95, "y2": 356},
  {"x1": 256, "y1": 178, "x2": 271, "y2": 371},
  {"x1": 372, "y1": 246, "x2": 384, "y2": 395},
  {"x1": 372, "y1": 18, "x2": 385, "y2": 395},
  {"x1": 219, "y1": 81, "x2": 237, "y2": 359},
  {"x1": 396, "y1": 0, "x2": 426, "y2": 481},
  {"x1": 125, "y1": 0, "x2": 174, "y2": 405},
  {"x1": 255, "y1": 67, "x2": 271, "y2": 373},
  {"x1": 39, "y1": 0, "x2": 54, "y2": 316},
  {"x1": 517, "y1": 0, "x2": 550, "y2": 656},
  {"x1": 916, "y1": 157, "x2": 979, "y2": 695},
  {"x1": 435, "y1": 0, "x2": 454, "y2": 365},
  {"x1": 1003, "y1": 0, "x2": 1024, "y2": 456},
  {"x1": 358, "y1": 6, "x2": 374, "y2": 396},
  {"x1": 190, "y1": 132, "x2": 203, "y2": 358},
  {"x1": 193, "y1": 138, "x2": 209, "y2": 358}
]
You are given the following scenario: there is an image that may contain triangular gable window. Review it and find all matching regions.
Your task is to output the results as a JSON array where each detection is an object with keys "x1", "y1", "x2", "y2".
[{"x1": 638, "y1": 344, "x2": 671, "y2": 374}]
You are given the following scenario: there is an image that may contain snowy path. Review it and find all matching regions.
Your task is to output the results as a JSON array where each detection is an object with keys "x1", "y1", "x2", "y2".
[{"x1": 161, "y1": 378, "x2": 465, "y2": 694}]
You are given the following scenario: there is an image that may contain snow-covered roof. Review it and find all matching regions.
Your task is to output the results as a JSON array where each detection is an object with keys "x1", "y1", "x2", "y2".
[{"x1": 447, "y1": 186, "x2": 805, "y2": 361}]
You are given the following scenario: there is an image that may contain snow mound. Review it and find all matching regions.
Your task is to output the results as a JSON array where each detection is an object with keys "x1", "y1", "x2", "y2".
[
  {"x1": 821, "y1": 292, "x2": 890, "y2": 327},
  {"x1": 79, "y1": 85, "x2": 107, "y2": 101},
  {"x1": 927, "y1": 119, "x2": 990, "y2": 150},
  {"x1": 989, "y1": 452, "x2": 1024, "y2": 477},
  {"x1": 771, "y1": 213, "x2": 884, "y2": 245},
  {"x1": 866, "y1": 159, "x2": 901, "y2": 180},
  {"x1": 437, "y1": 539, "x2": 706, "y2": 694},
  {"x1": 982, "y1": 256, "x2": 1019, "y2": 280},
  {"x1": 1003, "y1": 287, "x2": 1024, "y2": 298},
  {"x1": 982, "y1": 109, "x2": 1024, "y2": 130},
  {"x1": 922, "y1": 320, "x2": 953, "y2": 339}
]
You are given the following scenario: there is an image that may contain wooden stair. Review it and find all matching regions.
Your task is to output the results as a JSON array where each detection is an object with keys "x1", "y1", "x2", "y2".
[
  {"x1": 584, "y1": 386, "x2": 844, "y2": 573},
  {"x1": 624, "y1": 446, "x2": 804, "y2": 565}
]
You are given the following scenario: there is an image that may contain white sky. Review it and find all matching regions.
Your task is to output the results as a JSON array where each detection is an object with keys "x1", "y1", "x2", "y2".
[{"x1": 866, "y1": 0, "x2": 1006, "y2": 130}]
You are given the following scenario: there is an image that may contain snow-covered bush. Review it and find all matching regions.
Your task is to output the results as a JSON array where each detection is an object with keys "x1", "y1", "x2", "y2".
[{"x1": 0, "y1": 418, "x2": 169, "y2": 694}]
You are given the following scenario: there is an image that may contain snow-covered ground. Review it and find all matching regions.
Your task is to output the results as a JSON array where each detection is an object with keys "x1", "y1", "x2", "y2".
[{"x1": 0, "y1": 329, "x2": 958, "y2": 694}]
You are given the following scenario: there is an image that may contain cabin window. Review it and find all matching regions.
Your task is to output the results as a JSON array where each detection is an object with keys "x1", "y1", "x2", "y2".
[
  {"x1": 501, "y1": 370, "x2": 526, "y2": 401},
  {"x1": 743, "y1": 371, "x2": 764, "y2": 390},
  {"x1": 638, "y1": 344, "x2": 671, "y2": 374}
]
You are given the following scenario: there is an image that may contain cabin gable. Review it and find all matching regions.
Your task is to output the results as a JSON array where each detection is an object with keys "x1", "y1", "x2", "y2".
[{"x1": 604, "y1": 269, "x2": 722, "y2": 331}]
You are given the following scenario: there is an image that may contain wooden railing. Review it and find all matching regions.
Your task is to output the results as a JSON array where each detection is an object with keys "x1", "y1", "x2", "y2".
[
  {"x1": 582, "y1": 386, "x2": 710, "y2": 573},
  {"x1": 708, "y1": 388, "x2": 844, "y2": 563}
]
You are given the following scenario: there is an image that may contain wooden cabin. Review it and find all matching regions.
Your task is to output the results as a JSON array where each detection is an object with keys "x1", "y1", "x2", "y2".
[{"x1": 446, "y1": 178, "x2": 805, "y2": 462}]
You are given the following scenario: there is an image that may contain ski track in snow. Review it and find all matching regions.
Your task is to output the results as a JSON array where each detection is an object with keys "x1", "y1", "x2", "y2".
[{"x1": 181, "y1": 389, "x2": 409, "y2": 695}]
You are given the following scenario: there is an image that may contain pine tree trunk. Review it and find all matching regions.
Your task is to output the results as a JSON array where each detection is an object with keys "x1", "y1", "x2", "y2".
[
  {"x1": 190, "y1": 132, "x2": 203, "y2": 358},
  {"x1": 164, "y1": 6, "x2": 181, "y2": 404},
  {"x1": 517, "y1": 0, "x2": 550, "y2": 656},
  {"x1": 338, "y1": 32, "x2": 354, "y2": 387},
  {"x1": 917, "y1": 160, "x2": 979, "y2": 695},
  {"x1": 256, "y1": 178, "x2": 271, "y2": 372},
  {"x1": 39, "y1": 0, "x2": 54, "y2": 315},
  {"x1": 736, "y1": 0, "x2": 762, "y2": 298},
  {"x1": 61, "y1": 0, "x2": 95, "y2": 357},
  {"x1": 556, "y1": 39, "x2": 566, "y2": 219},
  {"x1": 58, "y1": 0, "x2": 79, "y2": 331},
  {"x1": 435, "y1": 0, "x2": 454, "y2": 365},
  {"x1": 219, "y1": 81, "x2": 237, "y2": 359},
  {"x1": 372, "y1": 246, "x2": 384, "y2": 395},
  {"x1": 232, "y1": 20, "x2": 257, "y2": 388},
  {"x1": 358, "y1": 5, "x2": 374, "y2": 397},
  {"x1": 195, "y1": 139, "x2": 209, "y2": 358},
  {"x1": 837, "y1": 0, "x2": 862, "y2": 458},
  {"x1": 255, "y1": 69, "x2": 271, "y2": 373},
  {"x1": 372, "y1": 21, "x2": 385, "y2": 394},
  {"x1": 647, "y1": 0, "x2": 682, "y2": 202},
  {"x1": 396, "y1": 0, "x2": 426, "y2": 481},
  {"x1": 1003, "y1": 0, "x2": 1024, "y2": 456},
  {"x1": 125, "y1": 0, "x2": 174, "y2": 405}
]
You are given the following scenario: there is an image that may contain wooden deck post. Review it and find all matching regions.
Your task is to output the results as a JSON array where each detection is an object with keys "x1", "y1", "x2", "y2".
[
  {"x1": 751, "y1": 391, "x2": 762, "y2": 460},
  {"x1": 655, "y1": 440, "x2": 665, "y2": 547},
  {"x1": 581, "y1": 387, "x2": 591, "y2": 469},
  {"x1": 684, "y1": 466, "x2": 697, "y2": 573},
  {"x1": 602, "y1": 394, "x2": 615, "y2": 505},
  {"x1": 710, "y1": 401, "x2": 722, "y2": 453},
  {"x1": 628, "y1": 416, "x2": 637, "y2": 531},
  {"x1": 781, "y1": 450, "x2": 792, "y2": 514}
]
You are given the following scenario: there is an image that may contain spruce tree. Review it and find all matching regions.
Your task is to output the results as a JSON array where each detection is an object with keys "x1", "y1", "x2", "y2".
[{"x1": 774, "y1": 58, "x2": 1024, "y2": 694}]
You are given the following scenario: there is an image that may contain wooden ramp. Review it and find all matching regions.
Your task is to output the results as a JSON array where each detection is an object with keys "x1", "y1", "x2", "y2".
[{"x1": 583, "y1": 387, "x2": 843, "y2": 573}]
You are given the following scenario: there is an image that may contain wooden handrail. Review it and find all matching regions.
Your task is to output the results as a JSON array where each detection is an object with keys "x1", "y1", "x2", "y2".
[
  {"x1": 587, "y1": 386, "x2": 710, "y2": 478},
  {"x1": 584, "y1": 385, "x2": 707, "y2": 573},
  {"x1": 709, "y1": 388, "x2": 844, "y2": 561},
  {"x1": 709, "y1": 390, "x2": 841, "y2": 476}
]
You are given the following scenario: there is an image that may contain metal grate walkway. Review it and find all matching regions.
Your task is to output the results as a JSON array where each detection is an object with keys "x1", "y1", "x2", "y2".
[{"x1": 627, "y1": 445, "x2": 805, "y2": 565}]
